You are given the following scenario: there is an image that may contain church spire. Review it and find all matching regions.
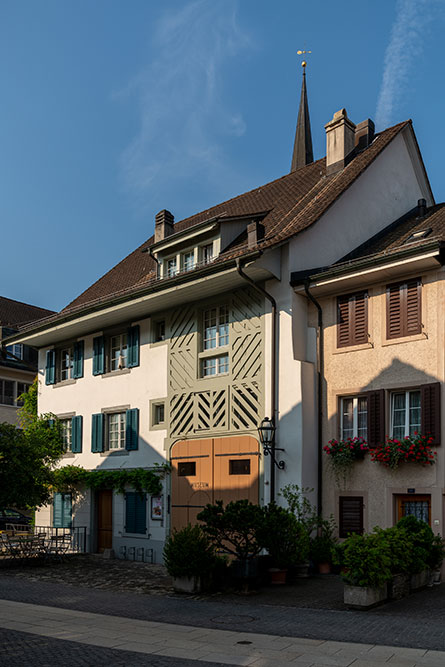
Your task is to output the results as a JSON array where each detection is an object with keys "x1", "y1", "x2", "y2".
[{"x1": 291, "y1": 60, "x2": 314, "y2": 172}]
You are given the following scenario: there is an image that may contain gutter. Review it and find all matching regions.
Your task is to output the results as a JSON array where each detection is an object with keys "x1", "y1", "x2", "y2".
[
  {"x1": 303, "y1": 281, "x2": 323, "y2": 516},
  {"x1": 235, "y1": 257, "x2": 278, "y2": 503}
]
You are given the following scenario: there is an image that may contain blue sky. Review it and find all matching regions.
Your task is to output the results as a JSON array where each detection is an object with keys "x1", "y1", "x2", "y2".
[{"x1": 1, "y1": 0, "x2": 445, "y2": 312}]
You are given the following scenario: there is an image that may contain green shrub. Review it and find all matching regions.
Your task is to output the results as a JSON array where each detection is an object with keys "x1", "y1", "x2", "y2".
[
  {"x1": 373, "y1": 526, "x2": 412, "y2": 575},
  {"x1": 257, "y1": 502, "x2": 309, "y2": 569},
  {"x1": 335, "y1": 532, "x2": 392, "y2": 588},
  {"x1": 163, "y1": 524, "x2": 217, "y2": 578},
  {"x1": 197, "y1": 500, "x2": 264, "y2": 561},
  {"x1": 396, "y1": 515, "x2": 434, "y2": 573},
  {"x1": 428, "y1": 535, "x2": 445, "y2": 570}
]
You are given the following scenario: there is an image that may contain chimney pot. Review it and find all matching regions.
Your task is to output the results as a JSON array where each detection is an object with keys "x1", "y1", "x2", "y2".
[
  {"x1": 417, "y1": 198, "x2": 427, "y2": 217},
  {"x1": 355, "y1": 119, "x2": 375, "y2": 151},
  {"x1": 325, "y1": 108, "x2": 356, "y2": 175},
  {"x1": 155, "y1": 209, "x2": 174, "y2": 243}
]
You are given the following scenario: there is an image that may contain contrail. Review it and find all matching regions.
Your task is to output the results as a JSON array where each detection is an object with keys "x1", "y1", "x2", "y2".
[{"x1": 375, "y1": 0, "x2": 435, "y2": 129}]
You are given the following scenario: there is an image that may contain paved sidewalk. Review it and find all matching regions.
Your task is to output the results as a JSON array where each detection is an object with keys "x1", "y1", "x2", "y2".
[{"x1": 1, "y1": 599, "x2": 444, "y2": 667}]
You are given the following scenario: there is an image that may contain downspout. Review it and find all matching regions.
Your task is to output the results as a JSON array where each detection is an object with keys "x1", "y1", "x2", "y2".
[
  {"x1": 235, "y1": 258, "x2": 278, "y2": 503},
  {"x1": 304, "y1": 280, "x2": 323, "y2": 516},
  {"x1": 147, "y1": 247, "x2": 161, "y2": 279}
]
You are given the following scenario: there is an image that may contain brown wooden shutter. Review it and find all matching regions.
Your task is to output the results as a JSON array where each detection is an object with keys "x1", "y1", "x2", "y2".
[
  {"x1": 387, "y1": 283, "x2": 402, "y2": 339},
  {"x1": 421, "y1": 382, "x2": 441, "y2": 446},
  {"x1": 405, "y1": 279, "x2": 421, "y2": 335},
  {"x1": 339, "y1": 496, "x2": 363, "y2": 538},
  {"x1": 337, "y1": 292, "x2": 368, "y2": 348},
  {"x1": 367, "y1": 389, "x2": 385, "y2": 447}
]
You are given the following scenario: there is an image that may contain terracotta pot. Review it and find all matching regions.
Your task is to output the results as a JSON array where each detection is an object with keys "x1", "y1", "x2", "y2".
[
  {"x1": 269, "y1": 568, "x2": 287, "y2": 585},
  {"x1": 318, "y1": 562, "x2": 331, "y2": 575}
]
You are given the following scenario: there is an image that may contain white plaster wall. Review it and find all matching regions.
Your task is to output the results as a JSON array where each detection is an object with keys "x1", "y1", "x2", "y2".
[{"x1": 289, "y1": 132, "x2": 430, "y2": 274}]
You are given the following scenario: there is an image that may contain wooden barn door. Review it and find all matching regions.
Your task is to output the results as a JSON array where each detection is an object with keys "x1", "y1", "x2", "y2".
[{"x1": 170, "y1": 436, "x2": 259, "y2": 531}]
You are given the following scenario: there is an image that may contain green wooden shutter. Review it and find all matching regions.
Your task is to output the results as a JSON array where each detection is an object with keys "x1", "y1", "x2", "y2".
[
  {"x1": 125, "y1": 492, "x2": 147, "y2": 534},
  {"x1": 45, "y1": 350, "x2": 56, "y2": 385},
  {"x1": 91, "y1": 413, "x2": 104, "y2": 452},
  {"x1": 53, "y1": 493, "x2": 63, "y2": 527},
  {"x1": 53, "y1": 493, "x2": 72, "y2": 528},
  {"x1": 127, "y1": 325, "x2": 140, "y2": 368},
  {"x1": 125, "y1": 408, "x2": 139, "y2": 450},
  {"x1": 93, "y1": 336, "x2": 105, "y2": 375},
  {"x1": 73, "y1": 341, "x2": 84, "y2": 379},
  {"x1": 71, "y1": 415, "x2": 83, "y2": 453}
]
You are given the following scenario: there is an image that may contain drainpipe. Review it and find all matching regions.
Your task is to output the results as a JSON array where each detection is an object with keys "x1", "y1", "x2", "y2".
[
  {"x1": 304, "y1": 280, "x2": 323, "y2": 516},
  {"x1": 235, "y1": 258, "x2": 278, "y2": 503}
]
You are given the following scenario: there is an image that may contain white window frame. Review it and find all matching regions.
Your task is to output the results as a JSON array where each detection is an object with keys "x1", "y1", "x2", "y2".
[
  {"x1": 202, "y1": 354, "x2": 229, "y2": 377},
  {"x1": 181, "y1": 250, "x2": 195, "y2": 272},
  {"x1": 107, "y1": 412, "x2": 126, "y2": 450},
  {"x1": 390, "y1": 389, "x2": 421, "y2": 439},
  {"x1": 59, "y1": 347, "x2": 73, "y2": 381},
  {"x1": 110, "y1": 333, "x2": 128, "y2": 372},
  {"x1": 166, "y1": 256, "x2": 178, "y2": 278},
  {"x1": 6, "y1": 343, "x2": 23, "y2": 360},
  {"x1": 153, "y1": 403, "x2": 165, "y2": 425},
  {"x1": 340, "y1": 396, "x2": 368, "y2": 440},
  {"x1": 203, "y1": 305, "x2": 229, "y2": 350},
  {"x1": 60, "y1": 418, "x2": 72, "y2": 453},
  {"x1": 201, "y1": 243, "x2": 214, "y2": 265}
]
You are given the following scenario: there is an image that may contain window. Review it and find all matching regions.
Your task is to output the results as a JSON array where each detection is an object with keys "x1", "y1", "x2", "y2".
[
  {"x1": 386, "y1": 278, "x2": 421, "y2": 339},
  {"x1": 178, "y1": 461, "x2": 196, "y2": 477},
  {"x1": 154, "y1": 320, "x2": 165, "y2": 342},
  {"x1": 397, "y1": 495, "x2": 431, "y2": 525},
  {"x1": 107, "y1": 412, "x2": 126, "y2": 450},
  {"x1": 60, "y1": 347, "x2": 73, "y2": 381},
  {"x1": 337, "y1": 291, "x2": 368, "y2": 347},
  {"x1": 6, "y1": 343, "x2": 23, "y2": 360},
  {"x1": 166, "y1": 257, "x2": 177, "y2": 278},
  {"x1": 0, "y1": 379, "x2": 14, "y2": 405},
  {"x1": 339, "y1": 497, "x2": 364, "y2": 538},
  {"x1": 53, "y1": 492, "x2": 72, "y2": 528},
  {"x1": 153, "y1": 403, "x2": 165, "y2": 425},
  {"x1": 341, "y1": 396, "x2": 368, "y2": 440},
  {"x1": 61, "y1": 419, "x2": 72, "y2": 452},
  {"x1": 16, "y1": 383, "x2": 31, "y2": 407},
  {"x1": 202, "y1": 244, "x2": 214, "y2": 264},
  {"x1": 182, "y1": 251, "x2": 195, "y2": 272},
  {"x1": 391, "y1": 390, "x2": 421, "y2": 440},
  {"x1": 125, "y1": 492, "x2": 147, "y2": 534},
  {"x1": 110, "y1": 333, "x2": 128, "y2": 371},
  {"x1": 203, "y1": 306, "x2": 228, "y2": 350},
  {"x1": 203, "y1": 354, "x2": 229, "y2": 377},
  {"x1": 229, "y1": 459, "x2": 251, "y2": 475}
]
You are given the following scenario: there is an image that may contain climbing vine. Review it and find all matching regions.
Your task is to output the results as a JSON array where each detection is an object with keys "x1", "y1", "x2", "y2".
[{"x1": 52, "y1": 464, "x2": 170, "y2": 497}]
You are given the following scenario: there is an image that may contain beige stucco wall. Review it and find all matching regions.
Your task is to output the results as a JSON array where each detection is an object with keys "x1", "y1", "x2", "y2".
[{"x1": 319, "y1": 266, "x2": 445, "y2": 534}]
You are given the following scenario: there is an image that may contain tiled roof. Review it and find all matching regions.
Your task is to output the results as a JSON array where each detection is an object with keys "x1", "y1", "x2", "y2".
[
  {"x1": 0, "y1": 296, "x2": 55, "y2": 328},
  {"x1": 56, "y1": 120, "x2": 409, "y2": 315}
]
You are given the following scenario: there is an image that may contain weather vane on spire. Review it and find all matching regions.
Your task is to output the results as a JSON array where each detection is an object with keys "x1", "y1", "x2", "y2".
[{"x1": 297, "y1": 49, "x2": 312, "y2": 71}]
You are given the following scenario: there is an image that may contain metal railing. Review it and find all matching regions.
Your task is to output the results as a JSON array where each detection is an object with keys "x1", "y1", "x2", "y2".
[{"x1": 4, "y1": 525, "x2": 87, "y2": 554}]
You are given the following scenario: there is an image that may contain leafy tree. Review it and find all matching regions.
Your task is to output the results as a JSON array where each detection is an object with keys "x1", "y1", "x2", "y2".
[
  {"x1": 198, "y1": 499, "x2": 264, "y2": 561},
  {"x1": 0, "y1": 380, "x2": 64, "y2": 508}
]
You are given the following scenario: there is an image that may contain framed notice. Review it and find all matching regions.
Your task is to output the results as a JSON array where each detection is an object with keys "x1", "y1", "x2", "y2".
[{"x1": 151, "y1": 496, "x2": 163, "y2": 520}]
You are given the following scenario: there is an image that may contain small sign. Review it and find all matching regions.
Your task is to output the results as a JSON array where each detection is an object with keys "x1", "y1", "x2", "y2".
[
  {"x1": 151, "y1": 496, "x2": 163, "y2": 520},
  {"x1": 192, "y1": 482, "x2": 209, "y2": 489},
  {"x1": 407, "y1": 488, "x2": 416, "y2": 494}
]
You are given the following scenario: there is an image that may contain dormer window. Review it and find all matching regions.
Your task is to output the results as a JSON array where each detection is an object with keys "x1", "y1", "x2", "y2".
[
  {"x1": 202, "y1": 244, "x2": 214, "y2": 265},
  {"x1": 167, "y1": 258, "x2": 177, "y2": 278},
  {"x1": 182, "y1": 251, "x2": 195, "y2": 272}
]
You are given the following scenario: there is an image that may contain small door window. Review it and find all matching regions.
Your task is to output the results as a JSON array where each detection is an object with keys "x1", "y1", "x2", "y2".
[
  {"x1": 397, "y1": 495, "x2": 431, "y2": 525},
  {"x1": 178, "y1": 462, "x2": 196, "y2": 477},
  {"x1": 229, "y1": 459, "x2": 250, "y2": 475}
]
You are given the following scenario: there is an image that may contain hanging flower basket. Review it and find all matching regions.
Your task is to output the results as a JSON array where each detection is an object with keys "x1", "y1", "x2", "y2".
[
  {"x1": 370, "y1": 434, "x2": 437, "y2": 470},
  {"x1": 323, "y1": 437, "x2": 369, "y2": 487}
]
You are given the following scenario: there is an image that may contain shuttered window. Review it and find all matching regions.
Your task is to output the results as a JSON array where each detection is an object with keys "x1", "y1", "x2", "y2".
[
  {"x1": 337, "y1": 292, "x2": 368, "y2": 348},
  {"x1": 91, "y1": 413, "x2": 104, "y2": 452},
  {"x1": 421, "y1": 382, "x2": 441, "y2": 446},
  {"x1": 339, "y1": 496, "x2": 363, "y2": 538},
  {"x1": 53, "y1": 492, "x2": 72, "y2": 528},
  {"x1": 125, "y1": 492, "x2": 147, "y2": 534},
  {"x1": 71, "y1": 415, "x2": 83, "y2": 453},
  {"x1": 125, "y1": 408, "x2": 139, "y2": 451},
  {"x1": 45, "y1": 349, "x2": 56, "y2": 385},
  {"x1": 73, "y1": 341, "x2": 84, "y2": 379},
  {"x1": 366, "y1": 389, "x2": 386, "y2": 448},
  {"x1": 386, "y1": 278, "x2": 421, "y2": 339}
]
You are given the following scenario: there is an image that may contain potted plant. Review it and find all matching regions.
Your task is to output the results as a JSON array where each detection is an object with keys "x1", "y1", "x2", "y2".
[
  {"x1": 336, "y1": 531, "x2": 391, "y2": 609},
  {"x1": 370, "y1": 434, "x2": 437, "y2": 469},
  {"x1": 323, "y1": 437, "x2": 369, "y2": 487},
  {"x1": 257, "y1": 502, "x2": 309, "y2": 584},
  {"x1": 279, "y1": 484, "x2": 317, "y2": 577},
  {"x1": 310, "y1": 516, "x2": 337, "y2": 574},
  {"x1": 163, "y1": 524, "x2": 218, "y2": 593},
  {"x1": 198, "y1": 500, "x2": 263, "y2": 589}
]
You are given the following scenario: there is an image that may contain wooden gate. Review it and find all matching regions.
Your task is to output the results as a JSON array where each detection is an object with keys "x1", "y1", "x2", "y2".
[
  {"x1": 171, "y1": 436, "x2": 259, "y2": 531},
  {"x1": 97, "y1": 490, "x2": 113, "y2": 552}
]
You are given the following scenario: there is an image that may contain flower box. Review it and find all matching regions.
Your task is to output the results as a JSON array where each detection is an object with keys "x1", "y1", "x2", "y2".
[{"x1": 344, "y1": 583, "x2": 387, "y2": 609}]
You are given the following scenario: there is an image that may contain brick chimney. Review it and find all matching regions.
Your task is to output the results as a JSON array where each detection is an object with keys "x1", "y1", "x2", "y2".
[
  {"x1": 355, "y1": 119, "x2": 375, "y2": 151},
  {"x1": 325, "y1": 109, "x2": 356, "y2": 175},
  {"x1": 154, "y1": 210, "x2": 174, "y2": 243}
]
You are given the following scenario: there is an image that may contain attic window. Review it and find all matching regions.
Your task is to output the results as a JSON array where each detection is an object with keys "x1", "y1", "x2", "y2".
[{"x1": 404, "y1": 228, "x2": 432, "y2": 244}]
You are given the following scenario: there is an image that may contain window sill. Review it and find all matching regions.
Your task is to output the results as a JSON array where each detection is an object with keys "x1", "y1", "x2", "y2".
[
  {"x1": 334, "y1": 342, "x2": 374, "y2": 355},
  {"x1": 123, "y1": 532, "x2": 150, "y2": 538},
  {"x1": 100, "y1": 450, "x2": 129, "y2": 457},
  {"x1": 151, "y1": 422, "x2": 167, "y2": 431},
  {"x1": 101, "y1": 368, "x2": 131, "y2": 378},
  {"x1": 198, "y1": 346, "x2": 229, "y2": 360},
  {"x1": 382, "y1": 332, "x2": 428, "y2": 347},
  {"x1": 53, "y1": 379, "x2": 77, "y2": 388}
]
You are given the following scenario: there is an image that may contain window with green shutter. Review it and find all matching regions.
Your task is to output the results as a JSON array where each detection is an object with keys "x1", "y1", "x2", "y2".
[
  {"x1": 125, "y1": 408, "x2": 139, "y2": 450},
  {"x1": 93, "y1": 336, "x2": 105, "y2": 375},
  {"x1": 73, "y1": 341, "x2": 84, "y2": 379},
  {"x1": 125, "y1": 492, "x2": 147, "y2": 534},
  {"x1": 91, "y1": 413, "x2": 104, "y2": 452},
  {"x1": 127, "y1": 325, "x2": 140, "y2": 368},
  {"x1": 71, "y1": 415, "x2": 83, "y2": 453},
  {"x1": 45, "y1": 349, "x2": 56, "y2": 385},
  {"x1": 53, "y1": 492, "x2": 72, "y2": 528}
]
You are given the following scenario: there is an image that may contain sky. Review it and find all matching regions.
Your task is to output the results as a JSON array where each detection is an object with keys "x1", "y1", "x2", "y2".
[{"x1": 1, "y1": 0, "x2": 445, "y2": 312}]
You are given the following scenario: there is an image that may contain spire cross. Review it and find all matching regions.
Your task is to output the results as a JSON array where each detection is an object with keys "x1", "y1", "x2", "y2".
[{"x1": 297, "y1": 49, "x2": 312, "y2": 71}]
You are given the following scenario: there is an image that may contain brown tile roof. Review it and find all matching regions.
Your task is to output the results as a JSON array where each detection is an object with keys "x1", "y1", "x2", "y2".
[
  {"x1": 58, "y1": 120, "x2": 409, "y2": 315},
  {"x1": 0, "y1": 296, "x2": 55, "y2": 328}
]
